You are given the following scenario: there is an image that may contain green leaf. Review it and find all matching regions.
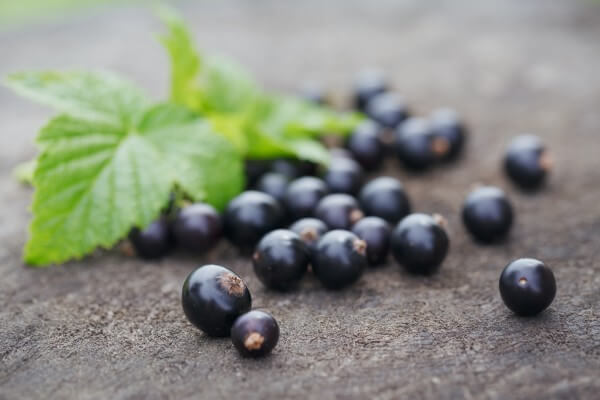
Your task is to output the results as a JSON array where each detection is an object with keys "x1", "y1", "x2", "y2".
[
  {"x1": 208, "y1": 113, "x2": 248, "y2": 153},
  {"x1": 157, "y1": 10, "x2": 361, "y2": 165},
  {"x1": 159, "y1": 9, "x2": 259, "y2": 114},
  {"x1": 244, "y1": 124, "x2": 330, "y2": 165},
  {"x1": 26, "y1": 115, "x2": 170, "y2": 266},
  {"x1": 241, "y1": 96, "x2": 361, "y2": 164},
  {"x1": 258, "y1": 95, "x2": 363, "y2": 139},
  {"x1": 197, "y1": 55, "x2": 259, "y2": 113},
  {"x1": 25, "y1": 104, "x2": 243, "y2": 266},
  {"x1": 144, "y1": 122, "x2": 244, "y2": 209},
  {"x1": 158, "y1": 8, "x2": 200, "y2": 108},
  {"x1": 137, "y1": 102, "x2": 198, "y2": 132},
  {"x1": 285, "y1": 139, "x2": 331, "y2": 165},
  {"x1": 4, "y1": 70, "x2": 148, "y2": 126}
]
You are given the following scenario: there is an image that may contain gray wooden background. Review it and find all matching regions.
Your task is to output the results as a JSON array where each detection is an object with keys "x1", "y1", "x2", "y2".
[{"x1": 1, "y1": 1, "x2": 599, "y2": 399}]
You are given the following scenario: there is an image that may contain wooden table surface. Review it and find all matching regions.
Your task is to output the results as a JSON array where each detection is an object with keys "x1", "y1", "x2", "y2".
[{"x1": 1, "y1": 1, "x2": 599, "y2": 399}]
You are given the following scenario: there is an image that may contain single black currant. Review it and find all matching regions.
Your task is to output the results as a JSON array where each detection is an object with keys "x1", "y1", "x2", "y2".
[
  {"x1": 462, "y1": 186, "x2": 513, "y2": 243},
  {"x1": 346, "y1": 119, "x2": 385, "y2": 170},
  {"x1": 313, "y1": 230, "x2": 367, "y2": 289},
  {"x1": 430, "y1": 108, "x2": 466, "y2": 161},
  {"x1": 353, "y1": 68, "x2": 388, "y2": 111},
  {"x1": 351, "y1": 216, "x2": 391, "y2": 266},
  {"x1": 231, "y1": 310, "x2": 279, "y2": 358},
  {"x1": 314, "y1": 194, "x2": 364, "y2": 230},
  {"x1": 224, "y1": 191, "x2": 284, "y2": 249},
  {"x1": 300, "y1": 82, "x2": 328, "y2": 105},
  {"x1": 129, "y1": 217, "x2": 172, "y2": 260},
  {"x1": 365, "y1": 91, "x2": 409, "y2": 129},
  {"x1": 504, "y1": 135, "x2": 551, "y2": 190},
  {"x1": 499, "y1": 258, "x2": 556, "y2": 316},
  {"x1": 396, "y1": 117, "x2": 449, "y2": 170},
  {"x1": 252, "y1": 229, "x2": 310, "y2": 291},
  {"x1": 254, "y1": 172, "x2": 290, "y2": 204},
  {"x1": 284, "y1": 177, "x2": 329, "y2": 220},
  {"x1": 391, "y1": 213, "x2": 449, "y2": 274},
  {"x1": 358, "y1": 176, "x2": 411, "y2": 224},
  {"x1": 181, "y1": 264, "x2": 252, "y2": 337},
  {"x1": 289, "y1": 218, "x2": 329, "y2": 254},
  {"x1": 172, "y1": 203, "x2": 222, "y2": 253},
  {"x1": 322, "y1": 157, "x2": 364, "y2": 195}
]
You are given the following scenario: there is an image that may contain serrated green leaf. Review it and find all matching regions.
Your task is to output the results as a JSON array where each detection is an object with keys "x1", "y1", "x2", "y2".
[
  {"x1": 26, "y1": 116, "x2": 171, "y2": 266},
  {"x1": 257, "y1": 95, "x2": 363, "y2": 139},
  {"x1": 208, "y1": 113, "x2": 248, "y2": 152},
  {"x1": 4, "y1": 70, "x2": 148, "y2": 126},
  {"x1": 25, "y1": 104, "x2": 243, "y2": 266},
  {"x1": 157, "y1": 11, "x2": 360, "y2": 165},
  {"x1": 198, "y1": 55, "x2": 259, "y2": 113},
  {"x1": 159, "y1": 9, "x2": 259, "y2": 115},
  {"x1": 285, "y1": 106, "x2": 364, "y2": 137},
  {"x1": 244, "y1": 125, "x2": 330, "y2": 165},
  {"x1": 137, "y1": 102, "x2": 198, "y2": 131},
  {"x1": 144, "y1": 121, "x2": 244, "y2": 209},
  {"x1": 285, "y1": 139, "x2": 331, "y2": 165},
  {"x1": 158, "y1": 8, "x2": 200, "y2": 108}
]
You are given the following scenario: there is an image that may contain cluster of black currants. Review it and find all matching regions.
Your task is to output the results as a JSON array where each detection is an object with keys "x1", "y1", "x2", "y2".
[
  {"x1": 130, "y1": 69, "x2": 557, "y2": 357},
  {"x1": 240, "y1": 171, "x2": 449, "y2": 286}
]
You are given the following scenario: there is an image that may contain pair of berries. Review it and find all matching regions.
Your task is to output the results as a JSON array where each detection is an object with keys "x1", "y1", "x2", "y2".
[
  {"x1": 129, "y1": 203, "x2": 222, "y2": 260},
  {"x1": 181, "y1": 264, "x2": 279, "y2": 358},
  {"x1": 253, "y1": 228, "x2": 366, "y2": 290}
]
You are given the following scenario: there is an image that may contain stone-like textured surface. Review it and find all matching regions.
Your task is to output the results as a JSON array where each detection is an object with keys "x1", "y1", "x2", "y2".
[{"x1": 1, "y1": 1, "x2": 599, "y2": 399}]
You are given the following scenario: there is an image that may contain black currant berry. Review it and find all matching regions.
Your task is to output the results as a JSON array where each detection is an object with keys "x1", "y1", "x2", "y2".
[
  {"x1": 313, "y1": 230, "x2": 367, "y2": 289},
  {"x1": 359, "y1": 177, "x2": 411, "y2": 224},
  {"x1": 252, "y1": 229, "x2": 310, "y2": 291},
  {"x1": 129, "y1": 217, "x2": 172, "y2": 260},
  {"x1": 181, "y1": 264, "x2": 252, "y2": 337},
  {"x1": 430, "y1": 108, "x2": 466, "y2": 161},
  {"x1": 391, "y1": 213, "x2": 449, "y2": 274},
  {"x1": 254, "y1": 172, "x2": 290, "y2": 204},
  {"x1": 353, "y1": 68, "x2": 388, "y2": 111},
  {"x1": 462, "y1": 186, "x2": 513, "y2": 243},
  {"x1": 396, "y1": 117, "x2": 449, "y2": 170},
  {"x1": 365, "y1": 92, "x2": 409, "y2": 129},
  {"x1": 322, "y1": 157, "x2": 364, "y2": 195},
  {"x1": 346, "y1": 120, "x2": 385, "y2": 170},
  {"x1": 231, "y1": 310, "x2": 279, "y2": 358},
  {"x1": 499, "y1": 258, "x2": 556, "y2": 316},
  {"x1": 289, "y1": 218, "x2": 329, "y2": 254},
  {"x1": 504, "y1": 135, "x2": 551, "y2": 190},
  {"x1": 284, "y1": 177, "x2": 329, "y2": 220},
  {"x1": 224, "y1": 191, "x2": 284, "y2": 249},
  {"x1": 314, "y1": 194, "x2": 364, "y2": 230},
  {"x1": 172, "y1": 203, "x2": 222, "y2": 253},
  {"x1": 351, "y1": 216, "x2": 391, "y2": 266}
]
